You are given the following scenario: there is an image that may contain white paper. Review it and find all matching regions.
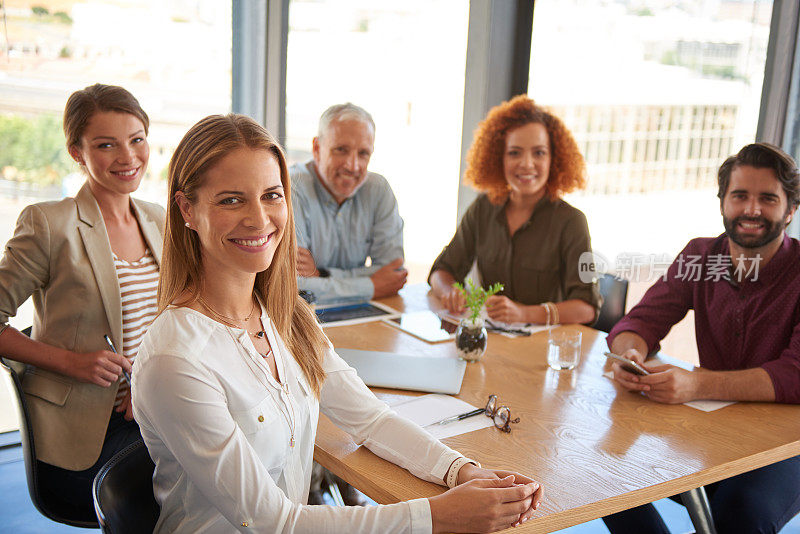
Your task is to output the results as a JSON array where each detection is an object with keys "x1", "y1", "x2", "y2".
[
  {"x1": 386, "y1": 394, "x2": 494, "y2": 439},
  {"x1": 683, "y1": 399, "x2": 736, "y2": 412},
  {"x1": 488, "y1": 320, "x2": 550, "y2": 337},
  {"x1": 602, "y1": 371, "x2": 736, "y2": 412}
]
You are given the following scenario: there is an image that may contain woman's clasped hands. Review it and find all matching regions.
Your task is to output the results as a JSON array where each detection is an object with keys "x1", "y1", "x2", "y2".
[{"x1": 429, "y1": 463, "x2": 544, "y2": 533}]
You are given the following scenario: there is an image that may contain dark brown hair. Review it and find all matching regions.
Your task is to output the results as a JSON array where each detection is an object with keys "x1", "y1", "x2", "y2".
[
  {"x1": 718, "y1": 143, "x2": 800, "y2": 208},
  {"x1": 63, "y1": 83, "x2": 149, "y2": 149},
  {"x1": 465, "y1": 95, "x2": 586, "y2": 204}
]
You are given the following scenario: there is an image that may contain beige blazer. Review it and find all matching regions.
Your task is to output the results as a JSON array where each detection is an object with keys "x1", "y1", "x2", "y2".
[{"x1": 0, "y1": 183, "x2": 165, "y2": 470}]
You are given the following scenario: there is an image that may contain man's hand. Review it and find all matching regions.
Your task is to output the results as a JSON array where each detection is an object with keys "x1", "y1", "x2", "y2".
[
  {"x1": 65, "y1": 350, "x2": 131, "y2": 387},
  {"x1": 297, "y1": 247, "x2": 319, "y2": 277},
  {"x1": 636, "y1": 364, "x2": 701, "y2": 404},
  {"x1": 485, "y1": 295, "x2": 526, "y2": 323},
  {"x1": 611, "y1": 350, "x2": 700, "y2": 404},
  {"x1": 115, "y1": 388, "x2": 135, "y2": 421},
  {"x1": 370, "y1": 258, "x2": 407, "y2": 298}
]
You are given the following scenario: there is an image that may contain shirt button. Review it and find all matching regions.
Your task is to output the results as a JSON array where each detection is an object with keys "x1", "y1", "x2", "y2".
[{"x1": 258, "y1": 415, "x2": 264, "y2": 422}]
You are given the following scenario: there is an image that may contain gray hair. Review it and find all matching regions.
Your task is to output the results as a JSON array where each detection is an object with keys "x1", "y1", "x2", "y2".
[{"x1": 317, "y1": 103, "x2": 375, "y2": 138}]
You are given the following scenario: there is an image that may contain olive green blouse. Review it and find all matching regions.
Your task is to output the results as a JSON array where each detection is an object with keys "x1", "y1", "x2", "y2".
[{"x1": 429, "y1": 194, "x2": 601, "y2": 315}]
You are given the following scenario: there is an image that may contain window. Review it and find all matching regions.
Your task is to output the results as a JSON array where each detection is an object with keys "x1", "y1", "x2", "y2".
[
  {"x1": 284, "y1": 0, "x2": 470, "y2": 283},
  {"x1": 529, "y1": 0, "x2": 773, "y2": 363},
  {"x1": 0, "y1": 1, "x2": 232, "y2": 330}
]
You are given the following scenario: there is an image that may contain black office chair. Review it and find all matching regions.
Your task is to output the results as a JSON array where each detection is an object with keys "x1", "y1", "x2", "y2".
[
  {"x1": 93, "y1": 439, "x2": 159, "y2": 534},
  {"x1": 593, "y1": 273, "x2": 630, "y2": 333},
  {"x1": 0, "y1": 355, "x2": 99, "y2": 528}
]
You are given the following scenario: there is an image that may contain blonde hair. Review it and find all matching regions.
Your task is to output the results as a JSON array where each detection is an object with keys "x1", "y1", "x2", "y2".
[{"x1": 160, "y1": 113, "x2": 327, "y2": 396}]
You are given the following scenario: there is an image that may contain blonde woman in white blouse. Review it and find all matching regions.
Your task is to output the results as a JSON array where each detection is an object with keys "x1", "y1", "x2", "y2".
[{"x1": 132, "y1": 114, "x2": 543, "y2": 533}]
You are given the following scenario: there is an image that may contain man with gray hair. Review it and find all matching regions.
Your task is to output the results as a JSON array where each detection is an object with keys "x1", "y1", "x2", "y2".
[{"x1": 290, "y1": 102, "x2": 407, "y2": 304}]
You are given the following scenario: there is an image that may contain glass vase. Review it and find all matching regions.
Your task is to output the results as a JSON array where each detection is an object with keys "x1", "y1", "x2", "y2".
[{"x1": 455, "y1": 317, "x2": 488, "y2": 362}]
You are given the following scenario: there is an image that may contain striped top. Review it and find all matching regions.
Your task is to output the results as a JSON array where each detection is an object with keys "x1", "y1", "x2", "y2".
[{"x1": 113, "y1": 249, "x2": 159, "y2": 407}]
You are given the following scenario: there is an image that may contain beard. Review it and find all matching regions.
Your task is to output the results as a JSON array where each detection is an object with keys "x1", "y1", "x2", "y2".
[{"x1": 723, "y1": 213, "x2": 787, "y2": 249}]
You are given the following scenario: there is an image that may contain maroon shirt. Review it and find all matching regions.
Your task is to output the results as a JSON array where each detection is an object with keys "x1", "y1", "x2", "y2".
[{"x1": 608, "y1": 233, "x2": 800, "y2": 403}]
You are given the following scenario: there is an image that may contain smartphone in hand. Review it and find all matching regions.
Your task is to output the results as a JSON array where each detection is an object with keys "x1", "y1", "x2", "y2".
[{"x1": 604, "y1": 352, "x2": 650, "y2": 376}]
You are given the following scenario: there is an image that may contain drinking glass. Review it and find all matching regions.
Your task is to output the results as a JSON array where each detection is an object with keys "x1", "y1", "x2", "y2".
[{"x1": 547, "y1": 330, "x2": 582, "y2": 370}]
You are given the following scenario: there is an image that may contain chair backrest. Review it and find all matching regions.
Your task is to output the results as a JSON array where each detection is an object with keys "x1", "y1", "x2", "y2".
[
  {"x1": 0, "y1": 356, "x2": 98, "y2": 528},
  {"x1": 593, "y1": 273, "x2": 630, "y2": 334},
  {"x1": 93, "y1": 439, "x2": 159, "y2": 534}
]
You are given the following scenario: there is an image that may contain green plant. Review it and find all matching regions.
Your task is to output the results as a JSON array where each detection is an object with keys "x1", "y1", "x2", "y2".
[
  {"x1": 0, "y1": 113, "x2": 73, "y2": 185},
  {"x1": 54, "y1": 11, "x2": 72, "y2": 24},
  {"x1": 453, "y1": 278, "x2": 503, "y2": 323}
]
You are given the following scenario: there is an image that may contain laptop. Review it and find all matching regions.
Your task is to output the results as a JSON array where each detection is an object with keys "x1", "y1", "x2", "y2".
[{"x1": 335, "y1": 348, "x2": 467, "y2": 395}]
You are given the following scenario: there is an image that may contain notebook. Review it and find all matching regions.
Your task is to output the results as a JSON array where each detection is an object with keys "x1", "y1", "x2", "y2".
[{"x1": 335, "y1": 348, "x2": 467, "y2": 395}]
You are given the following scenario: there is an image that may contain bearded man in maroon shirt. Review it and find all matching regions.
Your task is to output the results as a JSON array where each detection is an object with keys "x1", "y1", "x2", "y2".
[{"x1": 603, "y1": 142, "x2": 800, "y2": 533}]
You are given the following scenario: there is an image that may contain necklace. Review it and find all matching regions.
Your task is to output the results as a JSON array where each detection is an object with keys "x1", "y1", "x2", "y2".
[
  {"x1": 225, "y1": 326, "x2": 296, "y2": 447},
  {"x1": 197, "y1": 294, "x2": 265, "y2": 339}
]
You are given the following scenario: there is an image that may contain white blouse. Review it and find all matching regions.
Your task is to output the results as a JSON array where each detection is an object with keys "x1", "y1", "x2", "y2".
[{"x1": 132, "y1": 305, "x2": 463, "y2": 533}]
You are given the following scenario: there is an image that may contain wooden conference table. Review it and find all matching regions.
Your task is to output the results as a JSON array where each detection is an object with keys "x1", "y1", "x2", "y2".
[{"x1": 313, "y1": 285, "x2": 800, "y2": 532}]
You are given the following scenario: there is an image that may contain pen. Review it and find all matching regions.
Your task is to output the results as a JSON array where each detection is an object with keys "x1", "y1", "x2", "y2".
[
  {"x1": 424, "y1": 408, "x2": 485, "y2": 428},
  {"x1": 486, "y1": 325, "x2": 532, "y2": 336},
  {"x1": 103, "y1": 335, "x2": 131, "y2": 383},
  {"x1": 485, "y1": 319, "x2": 532, "y2": 336}
]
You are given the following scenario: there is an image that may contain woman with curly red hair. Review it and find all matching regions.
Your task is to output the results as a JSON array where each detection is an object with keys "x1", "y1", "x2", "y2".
[{"x1": 429, "y1": 95, "x2": 600, "y2": 325}]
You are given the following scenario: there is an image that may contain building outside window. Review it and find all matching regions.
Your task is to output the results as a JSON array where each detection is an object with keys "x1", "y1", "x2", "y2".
[
  {"x1": 528, "y1": 0, "x2": 774, "y2": 363},
  {"x1": 284, "y1": 0, "x2": 470, "y2": 284},
  {"x1": 0, "y1": 0, "x2": 231, "y2": 432}
]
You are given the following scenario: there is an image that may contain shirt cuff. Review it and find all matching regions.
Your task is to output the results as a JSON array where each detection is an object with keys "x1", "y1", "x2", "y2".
[
  {"x1": 431, "y1": 450, "x2": 463, "y2": 485},
  {"x1": 408, "y1": 497, "x2": 433, "y2": 534},
  {"x1": 352, "y1": 277, "x2": 374, "y2": 301},
  {"x1": 0, "y1": 323, "x2": 9, "y2": 336}
]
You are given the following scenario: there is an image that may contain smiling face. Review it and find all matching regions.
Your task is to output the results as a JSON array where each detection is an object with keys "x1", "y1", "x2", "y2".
[
  {"x1": 503, "y1": 121, "x2": 551, "y2": 204},
  {"x1": 722, "y1": 165, "x2": 795, "y2": 250},
  {"x1": 312, "y1": 118, "x2": 375, "y2": 204},
  {"x1": 69, "y1": 111, "x2": 149, "y2": 198},
  {"x1": 176, "y1": 147, "x2": 288, "y2": 282}
]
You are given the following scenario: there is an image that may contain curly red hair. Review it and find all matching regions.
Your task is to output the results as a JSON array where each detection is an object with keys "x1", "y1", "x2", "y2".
[{"x1": 465, "y1": 95, "x2": 586, "y2": 204}]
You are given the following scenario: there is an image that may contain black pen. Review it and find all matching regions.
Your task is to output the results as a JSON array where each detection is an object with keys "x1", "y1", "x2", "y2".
[
  {"x1": 103, "y1": 335, "x2": 131, "y2": 383},
  {"x1": 485, "y1": 319, "x2": 532, "y2": 336},
  {"x1": 424, "y1": 408, "x2": 485, "y2": 428},
  {"x1": 486, "y1": 325, "x2": 532, "y2": 336}
]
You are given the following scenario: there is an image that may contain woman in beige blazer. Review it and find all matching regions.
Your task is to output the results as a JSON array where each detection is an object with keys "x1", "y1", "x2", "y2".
[{"x1": 0, "y1": 84, "x2": 164, "y2": 516}]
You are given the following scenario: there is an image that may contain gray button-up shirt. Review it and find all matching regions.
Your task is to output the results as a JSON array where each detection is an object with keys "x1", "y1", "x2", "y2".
[{"x1": 290, "y1": 160, "x2": 404, "y2": 304}]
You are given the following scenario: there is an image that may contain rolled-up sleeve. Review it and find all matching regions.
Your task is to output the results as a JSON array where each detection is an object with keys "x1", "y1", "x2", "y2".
[
  {"x1": 761, "y1": 321, "x2": 800, "y2": 404},
  {"x1": 428, "y1": 201, "x2": 480, "y2": 284},
  {"x1": 559, "y1": 209, "x2": 601, "y2": 315}
]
